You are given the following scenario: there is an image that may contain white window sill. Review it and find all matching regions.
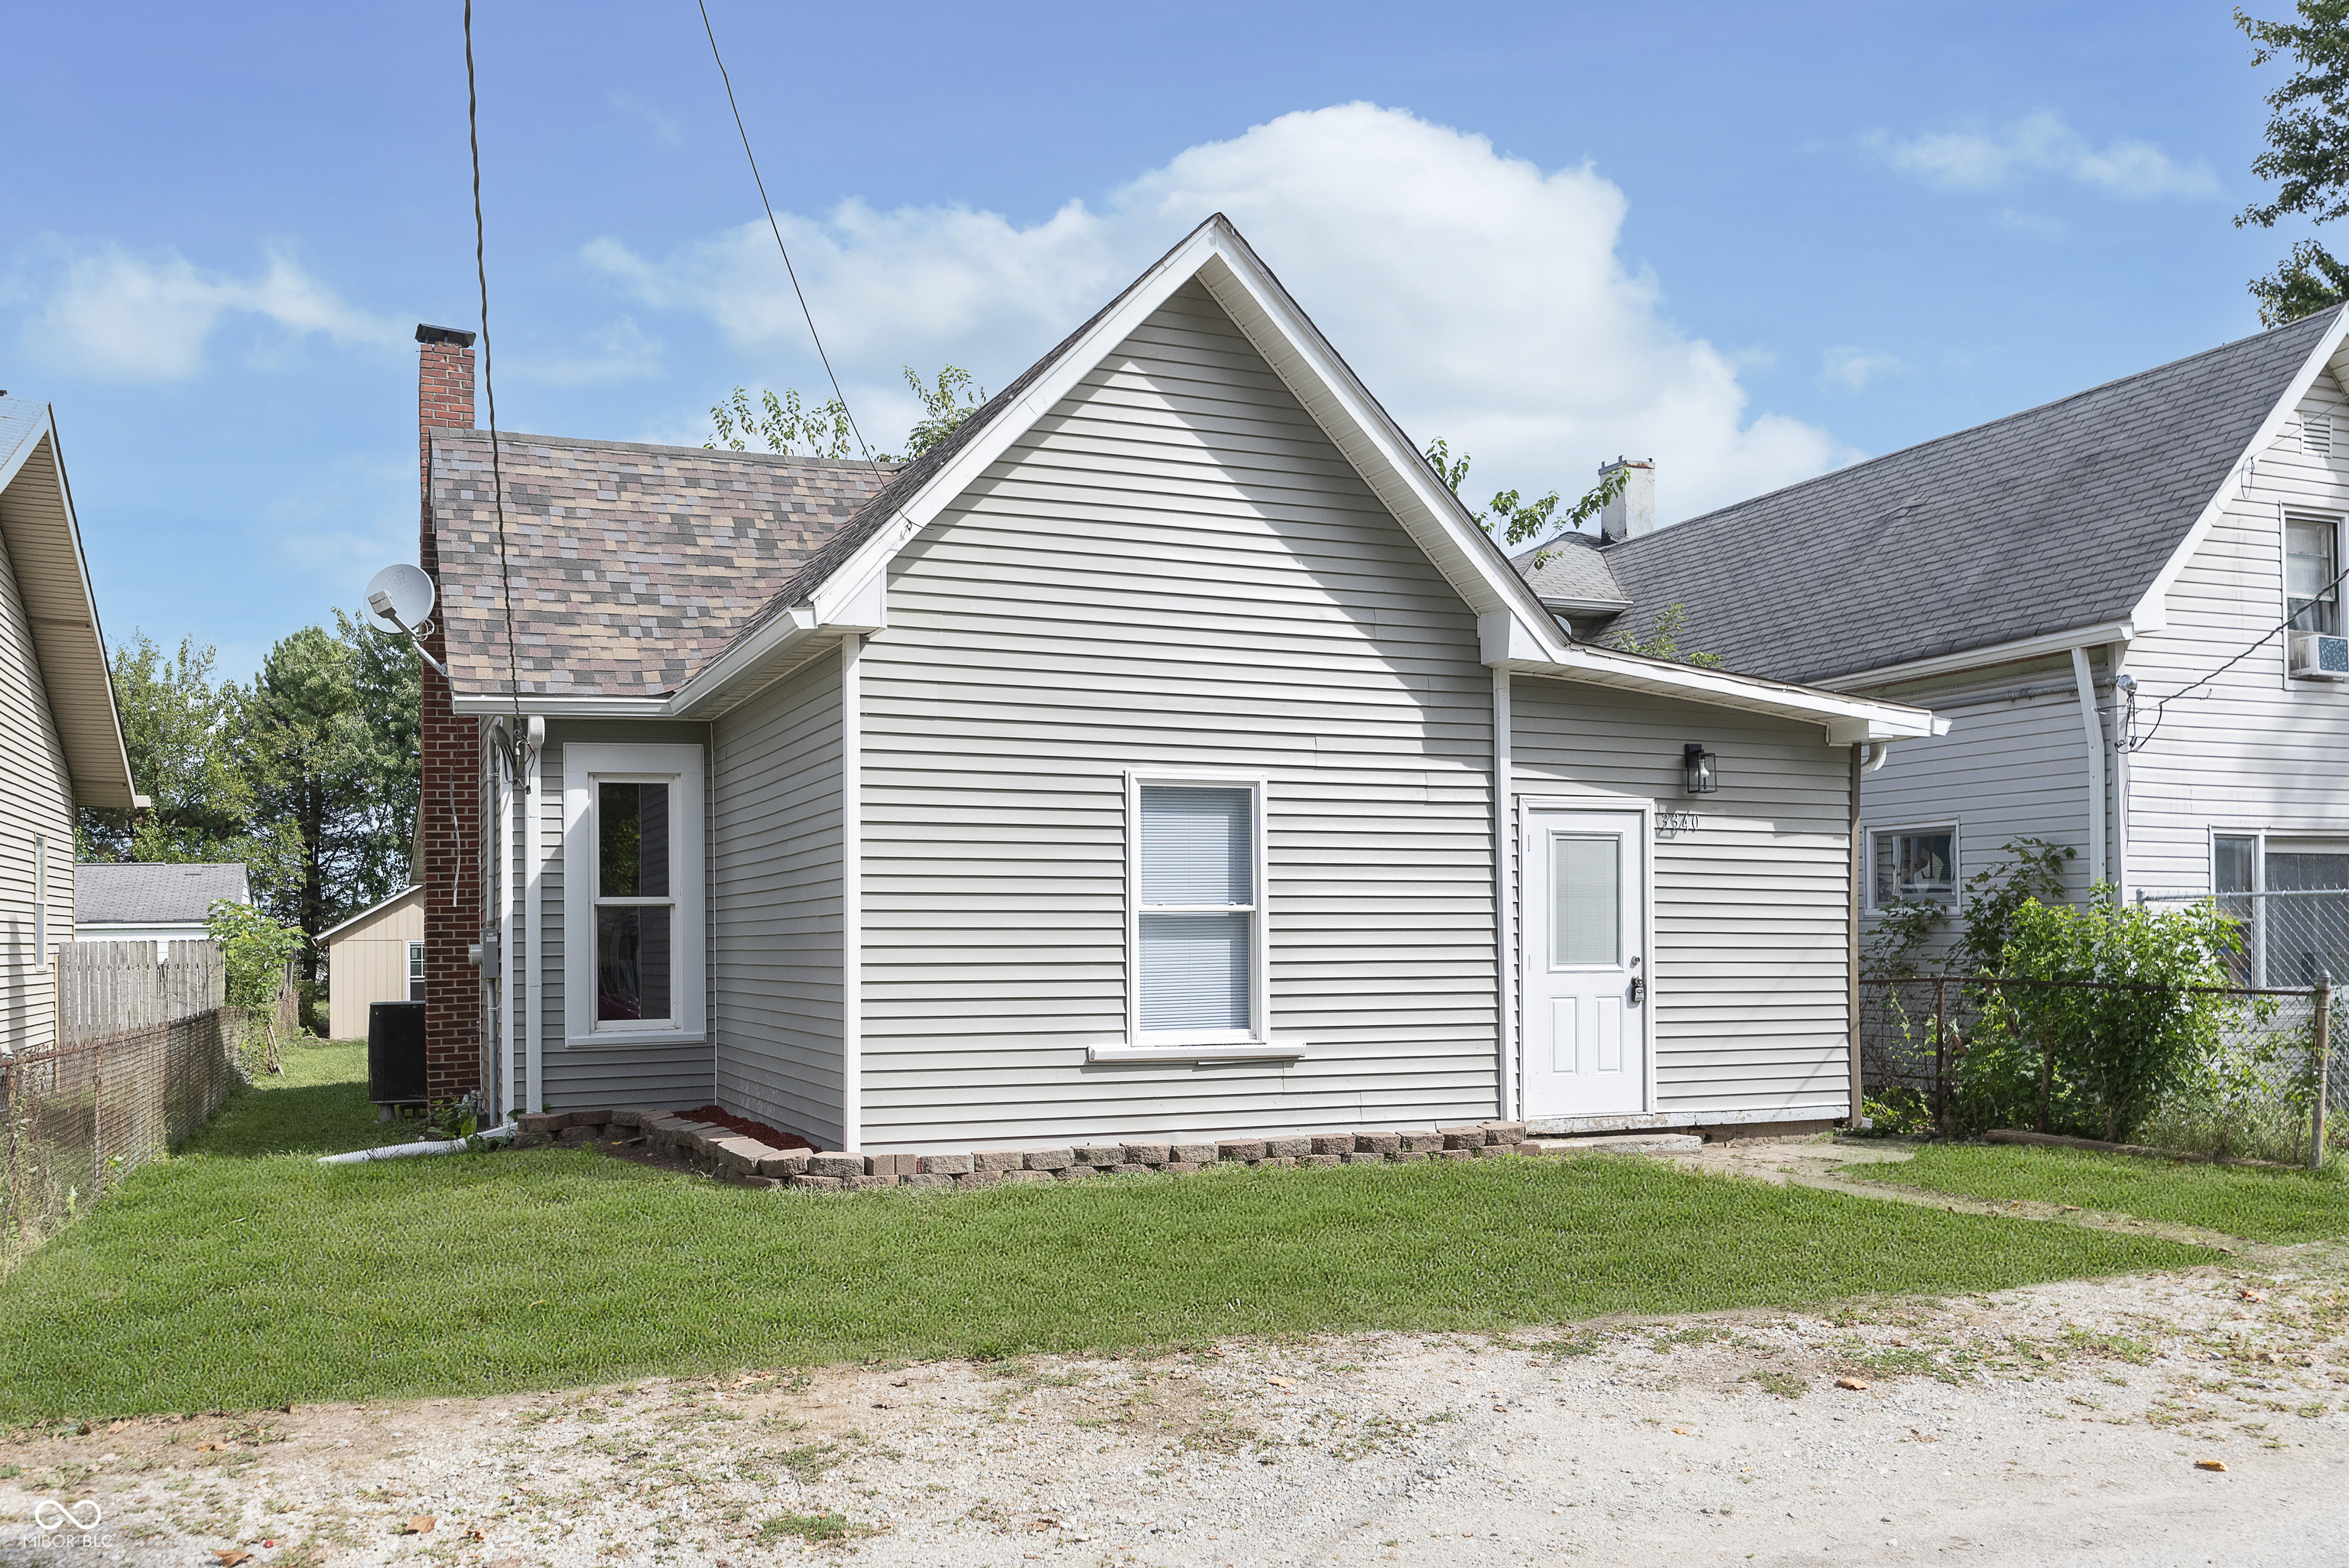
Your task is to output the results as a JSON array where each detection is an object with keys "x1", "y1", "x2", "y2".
[
  {"x1": 562, "y1": 1031, "x2": 707, "y2": 1051},
  {"x1": 1087, "y1": 1040, "x2": 1306, "y2": 1065}
]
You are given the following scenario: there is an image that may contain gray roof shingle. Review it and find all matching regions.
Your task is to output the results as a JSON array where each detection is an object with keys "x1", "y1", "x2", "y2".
[
  {"x1": 1532, "y1": 307, "x2": 2340, "y2": 686},
  {"x1": 75, "y1": 862, "x2": 249, "y2": 925}
]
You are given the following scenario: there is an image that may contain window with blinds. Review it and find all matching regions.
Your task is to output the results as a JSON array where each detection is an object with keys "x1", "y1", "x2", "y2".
[{"x1": 1135, "y1": 784, "x2": 1260, "y2": 1040}]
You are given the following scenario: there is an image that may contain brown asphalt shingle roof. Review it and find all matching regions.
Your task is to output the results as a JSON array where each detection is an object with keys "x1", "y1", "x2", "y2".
[{"x1": 428, "y1": 434, "x2": 893, "y2": 698}]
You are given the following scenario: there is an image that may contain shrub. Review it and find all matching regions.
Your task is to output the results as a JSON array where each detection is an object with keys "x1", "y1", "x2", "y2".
[{"x1": 1956, "y1": 896, "x2": 2250, "y2": 1143}]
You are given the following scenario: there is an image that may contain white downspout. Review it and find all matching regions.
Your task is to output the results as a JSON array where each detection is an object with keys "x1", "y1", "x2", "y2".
[
  {"x1": 841, "y1": 634, "x2": 863, "y2": 1153},
  {"x1": 1492, "y1": 667, "x2": 1516, "y2": 1124},
  {"x1": 2069, "y1": 647, "x2": 2107, "y2": 900},
  {"x1": 2107, "y1": 645, "x2": 2130, "y2": 902},
  {"x1": 524, "y1": 721, "x2": 542, "y2": 1116}
]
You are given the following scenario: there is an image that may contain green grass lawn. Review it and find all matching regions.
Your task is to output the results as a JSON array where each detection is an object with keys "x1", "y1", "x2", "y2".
[
  {"x1": 0, "y1": 1044, "x2": 2216, "y2": 1423},
  {"x1": 1847, "y1": 1143, "x2": 2349, "y2": 1245}
]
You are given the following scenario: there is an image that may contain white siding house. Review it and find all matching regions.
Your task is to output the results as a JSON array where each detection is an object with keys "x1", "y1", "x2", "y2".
[
  {"x1": 1538, "y1": 305, "x2": 2349, "y2": 985},
  {"x1": 411, "y1": 217, "x2": 1935, "y2": 1151},
  {"x1": 0, "y1": 399, "x2": 138, "y2": 1055}
]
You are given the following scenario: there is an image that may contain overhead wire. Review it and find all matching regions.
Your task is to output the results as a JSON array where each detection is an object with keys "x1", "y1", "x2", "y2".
[
  {"x1": 463, "y1": 0, "x2": 530, "y2": 788},
  {"x1": 695, "y1": 0, "x2": 880, "y2": 468},
  {"x1": 2126, "y1": 528, "x2": 2349, "y2": 752}
]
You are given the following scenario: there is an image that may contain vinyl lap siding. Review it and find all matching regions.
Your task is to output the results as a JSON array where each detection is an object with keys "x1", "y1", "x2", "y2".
[
  {"x1": 1511, "y1": 677, "x2": 1852, "y2": 1118},
  {"x1": 713, "y1": 651, "x2": 847, "y2": 1145},
  {"x1": 2126, "y1": 371, "x2": 2349, "y2": 891},
  {"x1": 0, "y1": 523, "x2": 73, "y2": 1055},
  {"x1": 856, "y1": 280, "x2": 1496, "y2": 1150}
]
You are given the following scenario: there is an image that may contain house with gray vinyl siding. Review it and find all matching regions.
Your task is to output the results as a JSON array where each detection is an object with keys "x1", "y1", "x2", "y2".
[
  {"x1": 0, "y1": 397, "x2": 139, "y2": 1055},
  {"x1": 1523, "y1": 303, "x2": 2349, "y2": 988},
  {"x1": 408, "y1": 216, "x2": 1936, "y2": 1153}
]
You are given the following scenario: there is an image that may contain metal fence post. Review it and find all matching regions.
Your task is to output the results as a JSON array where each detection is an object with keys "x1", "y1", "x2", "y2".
[
  {"x1": 1933, "y1": 978, "x2": 1949, "y2": 1138},
  {"x1": 2315, "y1": 971, "x2": 2332, "y2": 1174}
]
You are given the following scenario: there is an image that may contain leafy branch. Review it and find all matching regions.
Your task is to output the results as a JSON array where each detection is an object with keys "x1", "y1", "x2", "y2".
[
  {"x1": 707, "y1": 365, "x2": 987, "y2": 463},
  {"x1": 1423, "y1": 439, "x2": 1627, "y2": 567},
  {"x1": 2235, "y1": 2, "x2": 2349, "y2": 322}
]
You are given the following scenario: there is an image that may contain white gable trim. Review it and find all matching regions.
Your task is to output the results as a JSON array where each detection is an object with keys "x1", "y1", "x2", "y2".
[
  {"x1": 2127, "y1": 317, "x2": 2349, "y2": 632},
  {"x1": 645, "y1": 216, "x2": 1933, "y2": 741}
]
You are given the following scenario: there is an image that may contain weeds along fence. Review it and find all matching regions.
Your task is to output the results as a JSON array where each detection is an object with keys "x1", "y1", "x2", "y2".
[
  {"x1": 2, "y1": 941, "x2": 273, "y2": 1272},
  {"x1": 1860, "y1": 972, "x2": 2343, "y2": 1167}
]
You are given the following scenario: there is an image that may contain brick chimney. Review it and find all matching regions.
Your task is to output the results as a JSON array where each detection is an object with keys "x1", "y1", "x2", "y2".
[
  {"x1": 1598, "y1": 457, "x2": 1655, "y2": 543},
  {"x1": 414, "y1": 324, "x2": 479, "y2": 1106}
]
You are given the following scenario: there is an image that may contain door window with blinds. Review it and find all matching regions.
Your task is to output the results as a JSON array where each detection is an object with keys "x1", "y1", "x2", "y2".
[{"x1": 1131, "y1": 781, "x2": 1265, "y2": 1044}]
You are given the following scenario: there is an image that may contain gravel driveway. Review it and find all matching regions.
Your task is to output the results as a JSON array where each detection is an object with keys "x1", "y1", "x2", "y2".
[{"x1": 6, "y1": 1152, "x2": 2346, "y2": 1568}]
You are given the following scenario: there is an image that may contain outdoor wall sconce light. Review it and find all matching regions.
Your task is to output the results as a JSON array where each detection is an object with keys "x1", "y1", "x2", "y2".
[{"x1": 1682, "y1": 743, "x2": 1719, "y2": 795}]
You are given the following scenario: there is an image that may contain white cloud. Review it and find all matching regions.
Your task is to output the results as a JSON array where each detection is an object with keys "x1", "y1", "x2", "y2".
[
  {"x1": 1868, "y1": 112, "x2": 2219, "y2": 199},
  {"x1": 509, "y1": 317, "x2": 662, "y2": 386},
  {"x1": 18, "y1": 240, "x2": 399, "y2": 380},
  {"x1": 587, "y1": 102, "x2": 1857, "y2": 523},
  {"x1": 1820, "y1": 347, "x2": 1904, "y2": 392},
  {"x1": 607, "y1": 91, "x2": 683, "y2": 150}
]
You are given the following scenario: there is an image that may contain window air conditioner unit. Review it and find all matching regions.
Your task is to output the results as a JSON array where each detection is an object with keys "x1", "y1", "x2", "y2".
[{"x1": 2289, "y1": 631, "x2": 2349, "y2": 679}]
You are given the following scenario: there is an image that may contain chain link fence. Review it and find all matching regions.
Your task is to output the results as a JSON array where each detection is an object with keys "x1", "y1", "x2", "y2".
[
  {"x1": 1, "y1": 941, "x2": 282, "y2": 1273},
  {"x1": 1861, "y1": 972, "x2": 2343, "y2": 1166}
]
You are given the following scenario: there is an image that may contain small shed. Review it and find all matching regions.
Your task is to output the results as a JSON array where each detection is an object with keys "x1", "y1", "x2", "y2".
[
  {"x1": 74, "y1": 862, "x2": 248, "y2": 951},
  {"x1": 320, "y1": 886, "x2": 424, "y2": 1040}
]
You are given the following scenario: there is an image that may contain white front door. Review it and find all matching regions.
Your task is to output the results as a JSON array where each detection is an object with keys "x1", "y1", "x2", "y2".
[{"x1": 1522, "y1": 809, "x2": 1648, "y2": 1118}]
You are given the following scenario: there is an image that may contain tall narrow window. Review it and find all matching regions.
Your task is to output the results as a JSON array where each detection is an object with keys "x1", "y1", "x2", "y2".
[
  {"x1": 595, "y1": 781, "x2": 674, "y2": 1022},
  {"x1": 1136, "y1": 784, "x2": 1260, "y2": 1040},
  {"x1": 407, "y1": 940, "x2": 426, "y2": 1002},
  {"x1": 2214, "y1": 834, "x2": 2257, "y2": 986},
  {"x1": 2286, "y1": 515, "x2": 2339, "y2": 635}
]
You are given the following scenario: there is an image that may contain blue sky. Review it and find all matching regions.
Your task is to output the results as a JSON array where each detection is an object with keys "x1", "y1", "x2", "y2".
[{"x1": 5, "y1": 0, "x2": 2317, "y2": 681}]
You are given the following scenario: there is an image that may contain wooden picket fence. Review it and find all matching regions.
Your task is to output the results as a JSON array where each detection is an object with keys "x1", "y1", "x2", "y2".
[{"x1": 56, "y1": 940, "x2": 226, "y2": 1044}]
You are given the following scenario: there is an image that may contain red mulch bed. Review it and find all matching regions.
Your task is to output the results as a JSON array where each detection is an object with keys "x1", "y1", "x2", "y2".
[{"x1": 677, "y1": 1105, "x2": 813, "y2": 1151}]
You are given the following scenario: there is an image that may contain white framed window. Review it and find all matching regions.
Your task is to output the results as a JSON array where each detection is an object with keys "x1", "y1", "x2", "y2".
[
  {"x1": 564, "y1": 743, "x2": 705, "y2": 1045},
  {"x1": 1126, "y1": 774, "x2": 1268, "y2": 1047},
  {"x1": 2211, "y1": 828, "x2": 2349, "y2": 987},
  {"x1": 2286, "y1": 512, "x2": 2341, "y2": 636},
  {"x1": 1869, "y1": 823, "x2": 1958, "y2": 909},
  {"x1": 407, "y1": 940, "x2": 425, "y2": 1002}
]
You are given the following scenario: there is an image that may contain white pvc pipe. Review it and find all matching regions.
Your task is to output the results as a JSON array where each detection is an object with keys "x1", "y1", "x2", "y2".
[{"x1": 317, "y1": 1124, "x2": 517, "y2": 1165}]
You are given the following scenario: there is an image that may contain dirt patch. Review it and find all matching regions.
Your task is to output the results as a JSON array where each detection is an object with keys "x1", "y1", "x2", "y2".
[
  {"x1": 671, "y1": 1107, "x2": 811, "y2": 1151},
  {"x1": 4, "y1": 1244, "x2": 2346, "y2": 1566}
]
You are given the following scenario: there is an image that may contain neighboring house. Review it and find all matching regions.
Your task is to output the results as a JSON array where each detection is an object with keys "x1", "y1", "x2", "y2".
[
  {"x1": 319, "y1": 885, "x2": 424, "y2": 1040},
  {"x1": 0, "y1": 397, "x2": 140, "y2": 1053},
  {"x1": 73, "y1": 862, "x2": 249, "y2": 953},
  {"x1": 1519, "y1": 305, "x2": 2349, "y2": 982},
  {"x1": 408, "y1": 216, "x2": 1935, "y2": 1151}
]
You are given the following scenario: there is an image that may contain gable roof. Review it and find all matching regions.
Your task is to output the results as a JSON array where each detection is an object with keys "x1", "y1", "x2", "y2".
[
  {"x1": 429, "y1": 434, "x2": 891, "y2": 699},
  {"x1": 0, "y1": 398, "x2": 137, "y2": 808},
  {"x1": 437, "y1": 216, "x2": 1937, "y2": 742},
  {"x1": 75, "y1": 862, "x2": 248, "y2": 925},
  {"x1": 1535, "y1": 306, "x2": 2349, "y2": 687},
  {"x1": 318, "y1": 883, "x2": 422, "y2": 943}
]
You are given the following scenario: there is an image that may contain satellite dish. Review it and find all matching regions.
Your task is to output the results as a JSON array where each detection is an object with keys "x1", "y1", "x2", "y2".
[{"x1": 365, "y1": 563, "x2": 437, "y2": 631}]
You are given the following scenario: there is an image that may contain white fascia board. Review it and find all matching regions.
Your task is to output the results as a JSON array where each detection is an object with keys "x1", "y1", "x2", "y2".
[
  {"x1": 2129, "y1": 311, "x2": 2349, "y2": 631},
  {"x1": 1813, "y1": 620, "x2": 2141, "y2": 692},
  {"x1": 667, "y1": 605, "x2": 820, "y2": 718}
]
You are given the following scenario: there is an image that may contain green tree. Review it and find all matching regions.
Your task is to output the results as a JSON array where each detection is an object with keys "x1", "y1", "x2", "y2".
[
  {"x1": 240, "y1": 618, "x2": 420, "y2": 1012},
  {"x1": 1424, "y1": 440, "x2": 1627, "y2": 565},
  {"x1": 76, "y1": 633, "x2": 301, "y2": 896},
  {"x1": 706, "y1": 365, "x2": 986, "y2": 463},
  {"x1": 1606, "y1": 605, "x2": 1724, "y2": 668},
  {"x1": 2237, "y1": 2, "x2": 2349, "y2": 323}
]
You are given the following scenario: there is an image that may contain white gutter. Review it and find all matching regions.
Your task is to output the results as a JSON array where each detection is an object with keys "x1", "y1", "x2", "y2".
[
  {"x1": 318, "y1": 1125, "x2": 517, "y2": 1164},
  {"x1": 2069, "y1": 647, "x2": 2107, "y2": 898},
  {"x1": 497, "y1": 735, "x2": 518, "y2": 1124},
  {"x1": 2107, "y1": 644, "x2": 2131, "y2": 901},
  {"x1": 1815, "y1": 620, "x2": 2140, "y2": 693}
]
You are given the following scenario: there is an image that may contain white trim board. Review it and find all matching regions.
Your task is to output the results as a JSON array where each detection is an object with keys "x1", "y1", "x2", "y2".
[{"x1": 559, "y1": 742, "x2": 707, "y2": 1050}]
